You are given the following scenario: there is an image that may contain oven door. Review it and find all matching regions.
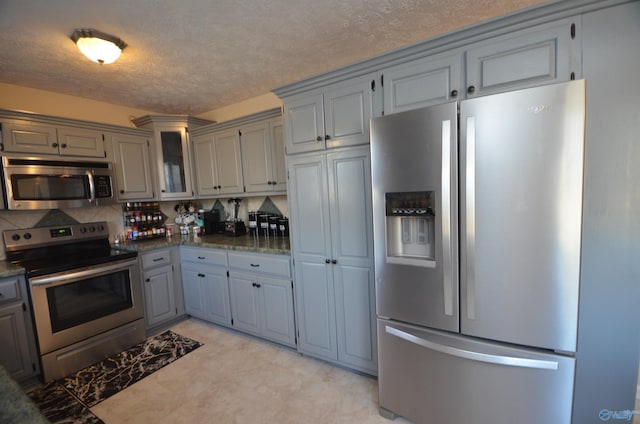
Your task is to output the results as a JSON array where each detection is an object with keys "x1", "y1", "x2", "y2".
[{"x1": 28, "y1": 257, "x2": 143, "y2": 355}]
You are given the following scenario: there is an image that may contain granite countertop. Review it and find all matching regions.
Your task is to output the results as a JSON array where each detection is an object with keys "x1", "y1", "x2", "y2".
[
  {"x1": 0, "y1": 261, "x2": 29, "y2": 278},
  {"x1": 116, "y1": 233, "x2": 291, "y2": 255}
]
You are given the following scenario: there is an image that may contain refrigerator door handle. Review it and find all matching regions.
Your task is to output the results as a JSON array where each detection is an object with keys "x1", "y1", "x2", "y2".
[
  {"x1": 441, "y1": 119, "x2": 454, "y2": 316},
  {"x1": 386, "y1": 325, "x2": 559, "y2": 370},
  {"x1": 464, "y1": 116, "x2": 476, "y2": 320}
]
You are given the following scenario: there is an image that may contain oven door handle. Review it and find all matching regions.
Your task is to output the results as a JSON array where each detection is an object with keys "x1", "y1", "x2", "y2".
[{"x1": 29, "y1": 259, "x2": 137, "y2": 287}]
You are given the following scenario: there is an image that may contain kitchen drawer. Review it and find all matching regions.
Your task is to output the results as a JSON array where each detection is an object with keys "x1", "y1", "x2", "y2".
[
  {"x1": 141, "y1": 248, "x2": 172, "y2": 270},
  {"x1": 0, "y1": 278, "x2": 21, "y2": 304},
  {"x1": 228, "y1": 252, "x2": 291, "y2": 278},
  {"x1": 181, "y1": 247, "x2": 227, "y2": 267}
]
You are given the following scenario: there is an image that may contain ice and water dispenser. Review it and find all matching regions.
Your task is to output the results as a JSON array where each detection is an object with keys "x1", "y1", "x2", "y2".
[{"x1": 385, "y1": 191, "x2": 436, "y2": 267}]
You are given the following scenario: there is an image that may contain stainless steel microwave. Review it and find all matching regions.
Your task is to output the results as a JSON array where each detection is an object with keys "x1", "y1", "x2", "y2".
[{"x1": 1, "y1": 157, "x2": 117, "y2": 210}]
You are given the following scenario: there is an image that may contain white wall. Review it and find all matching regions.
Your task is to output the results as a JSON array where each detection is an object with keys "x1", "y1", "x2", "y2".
[{"x1": 196, "y1": 92, "x2": 282, "y2": 123}]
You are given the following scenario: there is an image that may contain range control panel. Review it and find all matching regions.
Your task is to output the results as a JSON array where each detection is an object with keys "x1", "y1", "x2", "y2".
[{"x1": 3, "y1": 221, "x2": 108, "y2": 251}]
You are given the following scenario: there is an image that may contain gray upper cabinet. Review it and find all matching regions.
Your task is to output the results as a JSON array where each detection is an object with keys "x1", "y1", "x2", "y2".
[
  {"x1": 133, "y1": 115, "x2": 214, "y2": 201},
  {"x1": 110, "y1": 132, "x2": 154, "y2": 201},
  {"x1": 241, "y1": 117, "x2": 286, "y2": 194},
  {"x1": 379, "y1": 17, "x2": 579, "y2": 115},
  {"x1": 283, "y1": 73, "x2": 377, "y2": 155},
  {"x1": 381, "y1": 51, "x2": 463, "y2": 114},
  {"x1": 192, "y1": 128, "x2": 243, "y2": 196},
  {"x1": 1, "y1": 120, "x2": 105, "y2": 158},
  {"x1": 465, "y1": 17, "x2": 579, "y2": 98},
  {"x1": 287, "y1": 146, "x2": 377, "y2": 374}
]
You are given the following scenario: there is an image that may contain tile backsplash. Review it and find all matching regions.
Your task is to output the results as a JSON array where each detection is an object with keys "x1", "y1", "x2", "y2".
[{"x1": 0, "y1": 195, "x2": 289, "y2": 260}]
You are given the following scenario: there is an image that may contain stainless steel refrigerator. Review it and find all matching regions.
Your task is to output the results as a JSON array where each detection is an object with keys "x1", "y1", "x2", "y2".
[{"x1": 371, "y1": 80, "x2": 585, "y2": 424}]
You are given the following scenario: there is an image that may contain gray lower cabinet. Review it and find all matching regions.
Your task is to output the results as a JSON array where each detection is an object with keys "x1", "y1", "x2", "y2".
[
  {"x1": 0, "y1": 275, "x2": 39, "y2": 382},
  {"x1": 287, "y1": 146, "x2": 377, "y2": 374},
  {"x1": 180, "y1": 247, "x2": 232, "y2": 327},
  {"x1": 140, "y1": 248, "x2": 185, "y2": 330},
  {"x1": 228, "y1": 252, "x2": 295, "y2": 347}
]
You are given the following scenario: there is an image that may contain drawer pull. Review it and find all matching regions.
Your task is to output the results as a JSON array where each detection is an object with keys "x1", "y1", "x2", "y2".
[
  {"x1": 198, "y1": 273, "x2": 205, "y2": 278},
  {"x1": 198, "y1": 256, "x2": 206, "y2": 260},
  {"x1": 250, "y1": 263, "x2": 260, "y2": 267},
  {"x1": 153, "y1": 257, "x2": 164, "y2": 262}
]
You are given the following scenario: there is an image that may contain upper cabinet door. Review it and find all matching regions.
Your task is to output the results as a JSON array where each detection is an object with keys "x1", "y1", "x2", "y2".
[
  {"x1": 323, "y1": 74, "x2": 375, "y2": 150},
  {"x1": 156, "y1": 128, "x2": 194, "y2": 200},
  {"x1": 269, "y1": 117, "x2": 287, "y2": 190},
  {"x1": 192, "y1": 133, "x2": 219, "y2": 197},
  {"x1": 381, "y1": 51, "x2": 463, "y2": 114},
  {"x1": 241, "y1": 120, "x2": 273, "y2": 193},
  {"x1": 465, "y1": 17, "x2": 578, "y2": 98},
  {"x1": 1, "y1": 121, "x2": 58, "y2": 155},
  {"x1": 111, "y1": 133, "x2": 154, "y2": 200},
  {"x1": 56, "y1": 126, "x2": 105, "y2": 158},
  {"x1": 213, "y1": 128, "x2": 244, "y2": 195},
  {"x1": 284, "y1": 93, "x2": 325, "y2": 155}
]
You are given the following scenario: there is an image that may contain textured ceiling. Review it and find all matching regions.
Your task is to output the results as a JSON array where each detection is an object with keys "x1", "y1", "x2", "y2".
[{"x1": 0, "y1": 0, "x2": 550, "y2": 115}]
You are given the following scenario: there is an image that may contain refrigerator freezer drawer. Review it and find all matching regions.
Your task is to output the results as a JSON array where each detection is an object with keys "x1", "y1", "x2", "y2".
[{"x1": 377, "y1": 319, "x2": 575, "y2": 424}]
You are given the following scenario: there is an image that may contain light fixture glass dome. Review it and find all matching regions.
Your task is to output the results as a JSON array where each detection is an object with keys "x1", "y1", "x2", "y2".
[{"x1": 71, "y1": 29, "x2": 127, "y2": 65}]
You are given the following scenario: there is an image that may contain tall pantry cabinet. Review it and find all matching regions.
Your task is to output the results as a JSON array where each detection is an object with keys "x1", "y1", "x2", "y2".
[{"x1": 280, "y1": 75, "x2": 378, "y2": 375}]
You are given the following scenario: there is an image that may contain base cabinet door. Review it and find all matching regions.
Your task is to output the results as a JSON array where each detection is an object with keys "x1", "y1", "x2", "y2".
[
  {"x1": 259, "y1": 276, "x2": 295, "y2": 347},
  {"x1": 143, "y1": 264, "x2": 176, "y2": 327},
  {"x1": 294, "y1": 260, "x2": 337, "y2": 360},
  {"x1": 181, "y1": 247, "x2": 231, "y2": 327},
  {"x1": 229, "y1": 274, "x2": 261, "y2": 335},
  {"x1": 182, "y1": 267, "x2": 207, "y2": 320},
  {"x1": 0, "y1": 303, "x2": 35, "y2": 381},
  {"x1": 228, "y1": 252, "x2": 295, "y2": 347},
  {"x1": 0, "y1": 276, "x2": 39, "y2": 382}
]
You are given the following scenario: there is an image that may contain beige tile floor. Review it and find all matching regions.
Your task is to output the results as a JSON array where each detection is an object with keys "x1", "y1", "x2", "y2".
[{"x1": 90, "y1": 318, "x2": 411, "y2": 424}]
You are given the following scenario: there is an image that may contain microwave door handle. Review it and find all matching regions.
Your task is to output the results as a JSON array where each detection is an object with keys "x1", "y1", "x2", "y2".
[{"x1": 87, "y1": 171, "x2": 96, "y2": 204}]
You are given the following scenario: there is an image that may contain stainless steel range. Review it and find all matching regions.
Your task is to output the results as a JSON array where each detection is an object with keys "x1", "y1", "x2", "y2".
[{"x1": 4, "y1": 221, "x2": 145, "y2": 382}]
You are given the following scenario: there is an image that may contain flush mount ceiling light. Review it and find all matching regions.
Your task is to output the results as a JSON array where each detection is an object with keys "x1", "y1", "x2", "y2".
[{"x1": 70, "y1": 29, "x2": 127, "y2": 64}]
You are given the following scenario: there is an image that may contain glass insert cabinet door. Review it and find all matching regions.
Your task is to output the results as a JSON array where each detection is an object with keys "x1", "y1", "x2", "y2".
[{"x1": 158, "y1": 129, "x2": 193, "y2": 199}]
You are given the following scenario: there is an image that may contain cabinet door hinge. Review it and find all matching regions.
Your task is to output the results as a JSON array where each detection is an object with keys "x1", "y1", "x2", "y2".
[
  {"x1": 185, "y1": 126, "x2": 189, "y2": 133},
  {"x1": 22, "y1": 303, "x2": 26, "y2": 312},
  {"x1": 147, "y1": 140, "x2": 150, "y2": 147},
  {"x1": 380, "y1": 74, "x2": 384, "y2": 87},
  {"x1": 227, "y1": 270, "x2": 230, "y2": 277},
  {"x1": 291, "y1": 280, "x2": 293, "y2": 289},
  {"x1": 238, "y1": 130, "x2": 242, "y2": 136},
  {"x1": 231, "y1": 318, "x2": 234, "y2": 326},
  {"x1": 371, "y1": 79, "x2": 376, "y2": 92},
  {"x1": 102, "y1": 134, "x2": 105, "y2": 141},
  {"x1": 570, "y1": 23, "x2": 576, "y2": 39},
  {"x1": 32, "y1": 363, "x2": 36, "y2": 372},
  {"x1": 570, "y1": 72, "x2": 576, "y2": 80}
]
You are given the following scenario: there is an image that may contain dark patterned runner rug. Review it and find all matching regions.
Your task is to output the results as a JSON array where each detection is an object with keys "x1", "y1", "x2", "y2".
[{"x1": 27, "y1": 330, "x2": 202, "y2": 424}]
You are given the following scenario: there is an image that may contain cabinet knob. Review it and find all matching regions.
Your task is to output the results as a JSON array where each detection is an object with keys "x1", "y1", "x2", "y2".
[
  {"x1": 61, "y1": 143, "x2": 67, "y2": 148},
  {"x1": 52, "y1": 142, "x2": 59, "y2": 148},
  {"x1": 325, "y1": 134, "x2": 331, "y2": 140},
  {"x1": 325, "y1": 259, "x2": 330, "y2": 264},
  {"x1": 331, "y1": 259, "x2": 337, "y2": 264},
  {"x1": 267, "y1": 181, "x2": 273, "y2": 185},
  {"x1": 120, "y1": 190, "x2": 125, "y2": 194},
  {"x1": 467, "y1": 85, "x2": 476, "y2": 94},
  {"x1": 145, "y1": 278, "x2": 150, "y2": 282},
  {"x1": 450, "y1": 89, "x2": 458, "y2": 98},
  {"x1": 198, "y1": 273, "x2": 205, "y2": 278},
  {"x1": 271, "y1": 181, "x2": 277, "y2": 185},
  {"x1": 255, "y1": 283, "x2": 261, "y2": 288},
  {"x1": 316, "y1": 136, "x2": 322, "y2": 142}
]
